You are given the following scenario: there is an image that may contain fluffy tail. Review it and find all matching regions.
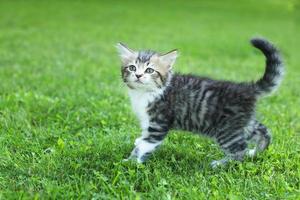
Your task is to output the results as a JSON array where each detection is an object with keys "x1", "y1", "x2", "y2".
[{"x1": 251, "y1": 38, "x2": 284, "y2": 96}]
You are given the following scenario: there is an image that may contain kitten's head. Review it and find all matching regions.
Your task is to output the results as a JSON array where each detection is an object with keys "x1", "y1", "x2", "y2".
[{"x1": 116, "y1": 43, "x2": 177, "y2": 91}]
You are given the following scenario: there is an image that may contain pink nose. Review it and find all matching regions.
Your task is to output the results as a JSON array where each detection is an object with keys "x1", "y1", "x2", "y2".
[{"x1": 136, "y1": 74, "x2": 143, "y2": 79}]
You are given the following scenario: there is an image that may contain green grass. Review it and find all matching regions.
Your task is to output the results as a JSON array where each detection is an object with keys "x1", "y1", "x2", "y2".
[{"x1": 0, "y1": 0, "x2": 300, "y2": 199}]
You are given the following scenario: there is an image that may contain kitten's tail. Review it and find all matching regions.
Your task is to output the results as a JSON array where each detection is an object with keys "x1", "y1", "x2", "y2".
[{"x1": 251, "y1": 38, "x2": 284, "y2": 96}]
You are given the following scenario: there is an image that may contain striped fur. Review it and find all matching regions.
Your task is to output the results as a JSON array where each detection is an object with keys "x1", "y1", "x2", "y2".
[
  {"x1": 252, "y1": 38, "x2": 284, "y2": 96},
  {"x1": 117, "y1": 38, "x2": 284, "y2": 167}
]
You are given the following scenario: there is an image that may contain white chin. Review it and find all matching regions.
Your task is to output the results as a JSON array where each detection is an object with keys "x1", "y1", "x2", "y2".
[{"x1": 131, "y1": 82, "x2": 155, "y2": 90}]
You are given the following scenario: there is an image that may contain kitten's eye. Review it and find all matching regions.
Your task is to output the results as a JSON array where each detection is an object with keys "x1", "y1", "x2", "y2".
[
  {"x1": 128, "y1": 65, "x2": 136, "y2": 71},
  {"x1": 145, "y1": 68, "x2": 154, "y2": 73}
]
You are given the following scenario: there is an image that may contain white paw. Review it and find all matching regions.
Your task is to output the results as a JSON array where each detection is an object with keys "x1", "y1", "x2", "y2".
[
  {"x1": 210, "y1": 158, "x2": 230, "y2": 168},
  {"x1": 122, "y1": 158, "x2": 129, "y2": 162},
  {"x1": 122, "y1": 157, "x2": 144, "y2": 164},
  {"x1": 247, "y1": 149, "x2": 256, "y2": 157},
  {"x1": 210, "y1": 160, "x2": 222, "y2": 168},
  {"x1": 136, "y1": 158, "x2": 144, "y2": 164},
  {"x1": 122, "y1": 155, "x2": 136, "y2": 162}
]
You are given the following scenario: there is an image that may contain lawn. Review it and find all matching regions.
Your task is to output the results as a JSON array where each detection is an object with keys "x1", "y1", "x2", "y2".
[{"x1": 0, "y1": 0, "x2": 299, "y2": 199}]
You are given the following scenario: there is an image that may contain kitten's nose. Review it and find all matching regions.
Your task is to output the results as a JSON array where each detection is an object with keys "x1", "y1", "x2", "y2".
[{"x1": 135, "y1": 74, "x2": 143, "y2": 79}]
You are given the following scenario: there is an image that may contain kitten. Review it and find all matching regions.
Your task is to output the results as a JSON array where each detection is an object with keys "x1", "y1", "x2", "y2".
[{"x1": 116, "y1": 38, "x2": 284, "y2": 168}]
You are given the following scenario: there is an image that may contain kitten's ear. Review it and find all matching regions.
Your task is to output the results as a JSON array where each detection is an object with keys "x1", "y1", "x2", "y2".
[
  {"x1": 159, "y1": 49, "x2": 178, "y2": 69},
  {"x1": 116, "y1": 42, "x2": 136, "y2": 63}
]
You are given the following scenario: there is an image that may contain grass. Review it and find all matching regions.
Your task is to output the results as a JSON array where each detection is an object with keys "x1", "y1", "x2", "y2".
[{"x1": 0, "y1": 0, "x2": 299, "y2": 199}]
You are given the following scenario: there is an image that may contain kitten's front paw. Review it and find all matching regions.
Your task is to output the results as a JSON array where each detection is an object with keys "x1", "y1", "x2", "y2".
[
  {"x1": 122, "y1": 157, "x2": 137, "y2": 163},
  {"x1": 122, "y1": 154, "x2": 136, "y2": 162},
  {"x1": 122, "y1": 158, "x2": 130, "y2": 162},
  {"x1": 122, "y1": 157, "x2": 144, "y2": 164}
]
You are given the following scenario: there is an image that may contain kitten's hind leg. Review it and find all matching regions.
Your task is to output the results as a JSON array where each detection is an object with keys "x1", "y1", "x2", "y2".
[
  {"x1": 213, "y1": 130, "x2": 247, "y2": 168},
  {"x1": 211, "y1": 157, "x2": 231, "y2": 168},
  {"x1": 246, "y1": 122, "x2": 271, "y2": 157},
  {"x1": 126, "y1": 127, "x2": 167, "y2": 163}
]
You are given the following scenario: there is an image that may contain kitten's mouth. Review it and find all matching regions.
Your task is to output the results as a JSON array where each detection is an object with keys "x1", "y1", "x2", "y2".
[{"x1": 135, "y1": 80, "x2": 143, "y2": 84}]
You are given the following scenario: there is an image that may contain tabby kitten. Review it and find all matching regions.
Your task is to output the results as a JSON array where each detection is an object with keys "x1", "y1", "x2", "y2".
[{"x1": 117, "y1": 38, "x2": 284, "y2": 168}]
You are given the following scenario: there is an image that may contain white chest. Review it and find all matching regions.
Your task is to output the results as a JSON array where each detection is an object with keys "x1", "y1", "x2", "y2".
[{"x1": 128, "y1": 89, "x2": 163, "y2": 130}]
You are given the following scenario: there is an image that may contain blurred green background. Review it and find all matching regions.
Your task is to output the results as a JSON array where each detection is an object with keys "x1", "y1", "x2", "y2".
[{"x1": 0, "y1": 0, "x2": 299, "y2": 199}]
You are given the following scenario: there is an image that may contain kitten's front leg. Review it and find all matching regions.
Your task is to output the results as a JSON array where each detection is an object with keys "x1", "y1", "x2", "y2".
[
  {"x1": 134, "y1": 136, "x2": 144, "y2": 146},
  {"x1": 127, "y1": 127, "x2": 167, "y2": 163}
]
